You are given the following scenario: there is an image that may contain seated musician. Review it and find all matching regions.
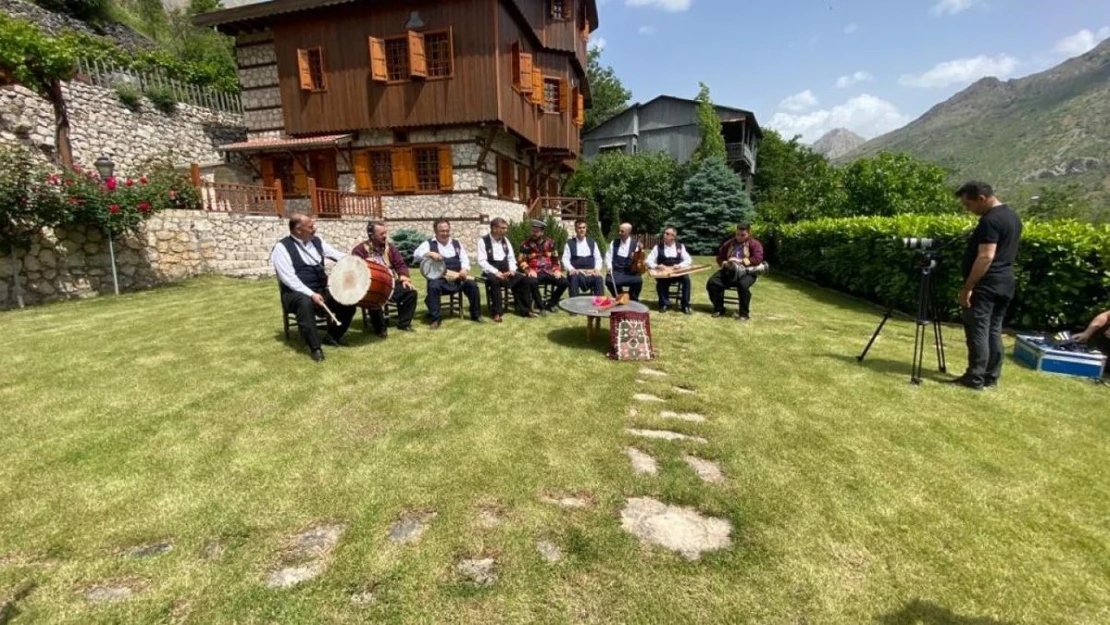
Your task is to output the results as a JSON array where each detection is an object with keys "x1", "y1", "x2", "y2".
[
  {"x1": 707, "y1": 222, "x2": 765, "y2": 321},
  {"x1": 562, "y1": 219, "x2": 604, "y2": 297},
  {"x1": 477, "y1": 217, "x2": 532, "y2": 322},
  {"x1": 1076, "y1": 309, "x2": 1110, "y2": 355},
  {"x1": 412, "y1": 218, "x2": 482, "y2": 329},
  {"x1": 647, "y1": 226, "x2": 693, "y2": 314},
  {"x1": 517, "y1": 219, "x2": 569, "y2": 314},
  {"x1": 351, "y1": 221, "x2": 417, "y2": 337},
  {"x1": 270, "y1": 212, "x2": 356, "y2": 362},
  {"x1": 605, "y1": 222, "x2": 644, "y2": 301}
]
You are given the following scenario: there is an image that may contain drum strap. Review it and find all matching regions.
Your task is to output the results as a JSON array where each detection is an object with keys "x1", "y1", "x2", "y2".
[{"x1": 363, "y1": 242, "x2": 394, "y2": 270}]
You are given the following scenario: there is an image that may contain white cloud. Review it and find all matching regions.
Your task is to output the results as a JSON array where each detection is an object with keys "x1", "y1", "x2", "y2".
[
  {"x1": 769, "y1": 94, "x2": 910, "y2": 143},
  {"x1": 898, "y1": 54, "x2": 1018, "y2": 88},
  {"x1": 930, "y1": 0, "x2": 983, "y2": 16},
  {"x1": 624, "y1": 0, "x2": 692, "y2": 12},
  {"x1": 844, "y1": 22, "x2": 858, "y2": 34},
  {"x1": 638, "y1": 25, "x2": 657, "y2": 35},
  {"x1": 835, "y1": 71, "x2": 874, "y2": 88},
  {"x1": 1054, "y1": 27, "x2": 1110, "y2": 57},
  {"x1": 778, "y1": 89, "x2": 820, "y2": 113},
  {"x1": 589, "y1": 33, "x2": 606, "y2": 50}
]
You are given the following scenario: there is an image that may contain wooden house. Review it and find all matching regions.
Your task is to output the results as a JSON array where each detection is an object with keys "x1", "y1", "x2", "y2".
[{"x1": 194, "y1": 0, "x2": 596, "y2": 236}]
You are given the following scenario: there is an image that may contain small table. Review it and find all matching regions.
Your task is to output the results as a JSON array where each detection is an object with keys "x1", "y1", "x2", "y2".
[{"x1": 559, "y1": 296, "x2": 650, "y2": 341}]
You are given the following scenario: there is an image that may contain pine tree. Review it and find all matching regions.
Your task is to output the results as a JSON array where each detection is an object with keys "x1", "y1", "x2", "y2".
[
  {"x1": 668, "y1": 157, "x2": 754, "y2": 255},
  {"x1": 585, "y1": 197, "x2": 606, "y2": 250},
  {"x1": 690, "y1": 82, "x2": 725, "y2": 165}
]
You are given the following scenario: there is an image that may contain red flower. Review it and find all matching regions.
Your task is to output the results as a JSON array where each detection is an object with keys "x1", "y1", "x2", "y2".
[
  {"x1": 138, "y1": 201, "x2": 151, "y2": 212},
  {"x1": 106, "y1": 177, "x2": 117, "y2": 191},
  {"x1": 125, "y1": 179, "x2": 134, "y2": 187},
  {"x1": 109, "y1": 204, "x2": 120, "y2": 214},
  {"x1": 139, "y1": 176, "x2": 148, "y2": 184}
]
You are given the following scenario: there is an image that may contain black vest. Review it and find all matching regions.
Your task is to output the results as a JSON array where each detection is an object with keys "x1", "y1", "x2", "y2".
[
  {"x1": 429, "y1": 238, "x2": 463, "y2": 272},
  {"x1": 279, "y1": 236, "x2": 326, "y2": 294},
  {"x1": 656, "y1": 241, "x2": 685, "y2": 267},
  {"x1": 482, "y1": 235, "x2": 511, "y2": 272},
  {"x1": 568, "y1": 237, "x2": 598, "y2": 270},
  {"x1": 611, "y1": 238, "x2": 633, "y2": 272}
]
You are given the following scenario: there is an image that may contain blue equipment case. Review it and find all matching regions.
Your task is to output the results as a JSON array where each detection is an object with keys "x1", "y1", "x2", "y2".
[{"x1": 1013, "y1": 334, "x2": 1107, "y2": 380}]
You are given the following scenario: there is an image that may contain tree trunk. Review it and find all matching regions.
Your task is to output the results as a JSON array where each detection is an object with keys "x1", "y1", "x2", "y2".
[
  {"x1": 46, "y1": 78, "x2": 73, "y2": 168},
  {"x1": 9, "y1": 248, "x2": 24, "y2": 309}
]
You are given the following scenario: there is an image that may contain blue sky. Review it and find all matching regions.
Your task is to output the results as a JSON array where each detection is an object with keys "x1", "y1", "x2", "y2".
[{"x1": 589, "y1": 0, "x2": 1109, "y2": 143}]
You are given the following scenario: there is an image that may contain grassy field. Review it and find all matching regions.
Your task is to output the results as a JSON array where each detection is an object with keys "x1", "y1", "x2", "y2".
[{"x1": 0, "y1": 267, "x2": 1107, "y2": 624}]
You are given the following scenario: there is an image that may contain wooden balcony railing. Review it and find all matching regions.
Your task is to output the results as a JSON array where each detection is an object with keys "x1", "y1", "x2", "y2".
[
  {"x1": 526, "y1": 196, "x2": 588, "y2": 222},
  {"x1": 308, "y1": 179, "x2": 382, "y2": 219},
  {"x1": 726, "y1": 142, "x2": 755, "y2": 166},
  {"x1": 190, "y1": 163, "x2": 381, "y2": 219}
]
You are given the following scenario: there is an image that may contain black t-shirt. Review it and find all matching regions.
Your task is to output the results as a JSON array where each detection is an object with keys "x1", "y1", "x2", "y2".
[{"x1": 962, "y1": 203, "x2": 1022, "y2": 295}]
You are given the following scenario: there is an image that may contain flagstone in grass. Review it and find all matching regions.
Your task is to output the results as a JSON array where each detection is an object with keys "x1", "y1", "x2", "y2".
[
  {"x1": 127, "y1": 541, "x2": 173, "y2": 559},
  {"x1": 84, "y1": 583, "x2": 138, "y2": 604},
  {"x1": 672, "y1": 386, "x2": 697, "y2": 395},
  {"x1": 536, "y1": 540, "x2": 564, "y2": 563},
  {"x1": 267, "y1": 564, "x2": 324, "y2": 589},
  {"x1": 626, "y1": 428, "x2": 708, "y2": 443},
  {"x1": 620, "y1": 497, "x2": 732, "y2": 561},
  {"x1": 388, "y1": 511, "x2": 436, "y2": 544},
  {"x1": 350, "y1": 588, "x2": 377, "y2": 605},
  {"x1": 633, "y1": 393, "x2": 665, "y2": 403},
  {"x1": 455, "y1": 558, "x2": 497, "y2": 586},
  {"x1": 660, "y1": 410, "x2": 708, "y2": 423},
  {"x1": 683, "y1": 455, "x2": 726, "y2": 483},
  {"x1": 639, "y1": 367, "x2": 668, "y2": 377},
  {"x1": 625, "y1": 447, "x2": 659, "y2": 475}
]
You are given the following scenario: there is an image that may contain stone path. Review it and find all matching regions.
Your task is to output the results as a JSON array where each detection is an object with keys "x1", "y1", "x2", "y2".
[
  {"x1": 672, "y1": 386, "x2": 697, "y2": 395},
  {"x1": 683, "y1": 455, "x2": 726, "y2": 483},
  {"x1": 633, "y1": 393, "x2": 665, "y2": 403},
  {"x1": 620, "y1": 497, "x2": 732, "y2": 561},
  {"x1": 85, "y1": 583, "x2": 137, "y2": 604},
  {"x1": 639, "y1": 367, "x2": 668, "y2": 377},
  {"x1": 267, "y1": 523, "x2": 347, "y2": 589},
  {"x1": 456, "y1": 558, "x2": 497, "y2": 586},
  {"x1": 388, "y1": 511, "x2": 436, "y2": 544},
  {"x1": 626, "y1": 428, "x2": 708, "y2": 444},
  {"x1": 536, "y1": 540, "x2": 564, "y2": 563},
  {"x1": 128, "y1": 541, "x2": 173, "y2": 559},
  {"x1": 625, "y1": 447, "x2": 659, "y2": 475},
  {"x1": 660, "y1": 410, "x2": 708, "y2": 423}
]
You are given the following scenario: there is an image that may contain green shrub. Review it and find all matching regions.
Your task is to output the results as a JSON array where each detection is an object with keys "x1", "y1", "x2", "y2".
[
  {"x1": 668, "y1": 157, "x2": 754, "y2": 255},
  {"x1": 34, "y1": 0, "x2": 110, "y2": 23},
  {"x1": 507, "y1": 214, "x2": 568, "y2": 256},
  {"x1": 390, "y1": 229, "x2": 427, "y2": 264},
  {"x1": 145, "y1": 85, "x2": 176, "y2": 114},
  {"x1": 114, "y1": 83, "x2": 142, "y2": 111},
  {"x1": 766, "y1": 215, "x2": 1110, "y2": 330}
]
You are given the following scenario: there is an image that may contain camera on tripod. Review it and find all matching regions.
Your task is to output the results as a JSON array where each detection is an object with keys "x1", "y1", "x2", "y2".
[{"x1": 900, "y1": 237, "x2": 935, "y2": 251}]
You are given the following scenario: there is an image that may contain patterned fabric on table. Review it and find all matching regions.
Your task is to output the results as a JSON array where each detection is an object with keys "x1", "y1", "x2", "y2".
[{"x1": 607, "y1": 310, "x2": 655, "y2": 361}]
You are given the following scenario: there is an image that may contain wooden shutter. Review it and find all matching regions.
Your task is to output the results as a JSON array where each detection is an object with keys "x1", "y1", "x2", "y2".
[
  {"x1": 408, "y1": 30, "x2": 427, "y2": 78},
  {"x1": 296, "y1": 49, "x2": 313, "y2": 91},
  {"x1": 260, "y1": 157, "x2": 275, "y2": 187},
  {"x1": 583, "y1": 16, "x2": 590, "y2": 40},
  {"x1": 293, "y1": 158, "x2": 308, "y2": 194},
  {"x1": 496, "y1": 157, "x2": 510, "y2": 198},
  {"x1": 312, "y1": 152, "x2": 337, "y2": 189},
  {"x1": 352, "y1": 152, "x2": 371, "y2": 192},
  {"x1": 519, "y1": 52, "x2": 533, "y2": 94},
  {"x1": 391, "y1": 148, "x2": 415, "y2": 192},
  {"x1": 559, "y1": 78, "x2": 569, "y2": 113},
  {"x1": 438, "y1": 145, "x2": 453, "y2": 191},
  {"x1": 369, "y1": 37, "x2": 388, "y2": 82},
  {"x1": 531, "y1": 68, "x2": 543, "y2": 106},
  {"x1": 573, "y1": 89, "x2": 584, "y2": 126}
]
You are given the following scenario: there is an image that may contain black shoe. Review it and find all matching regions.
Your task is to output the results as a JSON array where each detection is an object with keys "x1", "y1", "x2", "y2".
[
  {"x1": 310, "y1": 348, "x2": 325, "y2": 362},
  {"x1": 683, "y1": 307, "x2": 692, "y2": 315},
  {"x1": 984, "y1": 377, "x2": 998, "y2": 389},
  {"x1": 322, "y1": 335, "x2": 347, "y2": 347},
  {"x1": 375, "y1": 328, "x2": 388, "y2": 338},
  {"x1": 712, "y1": 310, "x2": 726, "y2": 318},
  {"x1": 397, "y1": 325, "x2": 415, "y2": 332},
  {"x1": 471, "y1": 316, "x2": 483, "y2": 323},
  {"x1": 737, "y1": 315, "x2": 751, "y2": 322},
  {"x1": 948, "y1": 375, "x2": 984, "y2": 391}
]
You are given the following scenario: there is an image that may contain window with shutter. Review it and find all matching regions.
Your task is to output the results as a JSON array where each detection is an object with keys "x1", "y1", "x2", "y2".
[
  {"x1": 297, "y1": 48, "x2": 326, "y2": 91},
  {"x1": 368, "y1": 37, "x2": 388, "y2": 83},
  {"x1": 352, "y1": 152, "x2": 372, "y2": 192},
  {"x1": 559, "y1": 78, "x2": 570, "y2": 113},
  {"x1": 575, "y1": 91, "x2": 585, "y2": 126},
  {"x1": 543, "y1": 78, "x2": 560, "y2": 113},
  {"x1": 531, "y1": 67, "x2": 543, "y2": 106},
  {"x1": 296, "y1": 49, "x2": 313, "y2": 91},
  {"x1": 497, "y1": 157, "x2": 513, "y2": 199},
  {"x1": 519, "y1": 51, "x2": 533, "y2": 94},
  {"x1": 369, "y1": 150, "x2": 393, "y2": 192},
  {"x1": 391, "y1": 148, "x2": 415, "y2": 192},
  {"x1": 437, "y1": 145, "x2": 453, "y2": 191},
  {"x1": 385, "y1": 37, "x2": 409, "y2": 81},
  {"x1": 407, "y1": 30, "x2": 427, "y2": 79},
  {"x1": 412, "y1": 147, "x2": 439, "y2": 192},
  {"x1": 424, "y1": 30, "x2": 452, "y2": 78},
  {"x1": 550, "y1": 0, "x2": 570, "y2": 20}
]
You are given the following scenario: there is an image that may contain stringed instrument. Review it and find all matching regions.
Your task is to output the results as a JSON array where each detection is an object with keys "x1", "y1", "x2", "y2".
[
  {"x1": 649, "y1": 263, "x2": 712, "y2": 279},
  {"x1": 629, "y1": 237, "x2": 647, "y2": 274}
]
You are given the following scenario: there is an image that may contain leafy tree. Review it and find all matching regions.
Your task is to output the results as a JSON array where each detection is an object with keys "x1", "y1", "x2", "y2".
[
  {"x1": 668, "y1": 157, "x2": 754, "y2": 254},
  {"x1": 136, "y1": 0, "x2": 169, "y2": 41},
  {"x1": 584, "y1": 198, "x2": 605, "y2": 249},
  {"x1": 752, "y1": 129, "x2": 845, "y2": 224},
  {"x1": 33, "y1": 0, "x2": 110, "y2": 23},
  {"x1": 390, "y1": 229, "x2": 427, "y2": 263},
  {"x1": 840, "y1": 151, "x2": 959, "y2": 216},
  {"x1": 583, "y1": 45, "x2": 631, "y2": 133},
  {"x1": 188, "y1": 0, "x2": 223, "y2": 14},
  {"x1": 690, "y1": 82, "x2": 725, "y2": 165},
  {"x1": 1021, "y1": 184, "x2": 1095, "y2": 221},
  {"x1": 565, "y1": 151, "x2": 681, "y2": 236}
]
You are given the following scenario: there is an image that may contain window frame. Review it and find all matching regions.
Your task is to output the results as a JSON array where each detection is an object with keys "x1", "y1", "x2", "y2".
[
  {"x1": 296, "y1": 46, "x2": 327, "y2": 93},
  {"x1": 550, "y1": 0, "x2": 572, "y2": 21},
  {"x1": 354, "y1": 145, "x2": 453, "y2": 195},
  {"x1": 422, "y1": 28, "x2": 454, "y2": 80},
  {"x1": 542, "y1": 76, "x2": 561, "y2": 115},
  {"x1": 383, "y1": 35, "x2": 410, "y2": 84}
]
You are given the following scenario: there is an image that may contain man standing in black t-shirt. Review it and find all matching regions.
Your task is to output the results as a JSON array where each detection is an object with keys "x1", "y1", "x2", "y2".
[{"x1": 950, "y1": 181, "x2": 1023, "y2": 390}]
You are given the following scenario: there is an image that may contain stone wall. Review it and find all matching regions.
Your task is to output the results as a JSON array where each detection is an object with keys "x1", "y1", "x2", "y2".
[
  {"x1": 0, "y1": 81, "x2": 247, "y2": 177},
  {"x1": 0, "y1": 0, "x2": 153, "y2": 52}
]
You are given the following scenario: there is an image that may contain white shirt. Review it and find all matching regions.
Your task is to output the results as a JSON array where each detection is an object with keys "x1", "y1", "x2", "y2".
[
  {"x1": 562, "y1": 237, "x2": 603, "y2": 273},
  {"x1": 477, "y1": 235, "x2": 518, "y2": 274},
  {"x1": 413, "y1": 237, "x2": 471, "y2": 270},
  {"x1": 605, "y1": 237, "x2": 636, "y2": 271},
  {"x1": 270, "y1": 236, "x2": 347, "y2": 297},
  {"x1": 646, "y1": 242, "x2": 692, "y2": 270}
]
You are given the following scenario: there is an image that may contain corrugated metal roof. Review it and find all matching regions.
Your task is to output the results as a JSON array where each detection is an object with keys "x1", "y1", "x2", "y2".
[{"x1": 219, "y1": 134, "x2": 353, "y2": 152}]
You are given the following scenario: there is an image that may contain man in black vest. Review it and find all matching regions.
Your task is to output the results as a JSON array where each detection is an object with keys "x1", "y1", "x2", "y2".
[
  {"x1": 605, "y1": 222, "x2": 643, "y2": 301},
  {"x1": 270, "y1": 212, "x2": 356, "y2": 362},
  {"x1": 646, "y1": 226, "x2": 693, "y2": 314},
  {"x1": 562, "y1": 219, "x2": 604, "y2": 297},
  {"x1": 477, "y1": 217, "x2": 531, "y2": 322},
  {"x1": 413, "y1": 218, "x2": 482, "y2": 329}
]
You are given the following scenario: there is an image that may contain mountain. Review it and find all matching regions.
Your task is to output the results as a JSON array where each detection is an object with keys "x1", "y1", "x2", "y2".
[
  {"x1": 811, "y1": 128, "x2": 866, "y2": 159},
  {"x1": 841, "y1": 38, "x2": 1110, "y2": 203}
]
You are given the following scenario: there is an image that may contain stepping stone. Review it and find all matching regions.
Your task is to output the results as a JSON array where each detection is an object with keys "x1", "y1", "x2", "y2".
[
  {"x1": 628, "y1": 406, "x2": 638, "y2": 418},
  {"x1": 540, "y1": 494, "x2": 592, "y2": 509},
  {"x1": 292, "y1": 524, "x2": 346, "y2": 558},
  {"x1": 625, "y1": 447, "x2": 658, "y2": 476},
  {"x1": 620, "y1": 497, "x2": 732, "y2": 561},
  {"x1": 477, "y1": 505, "x2": 504, "y2": 529},
  {"x1": 456, "y1": 558, "x2": 497, "y2": 586},
  {"x1": 85, "y1": 585, "x2": 134, "y2": 604},
  {"x1": 683, "y1": 455, "x2": 725, "y2": 483},
  {"x1": 350, "y1": 587, "x2": 376, "y2": 605},
  {"x1": 625, "y1": 428, "x2": 707, "y2": 444},
  {"x1": 660, "y1": 410, "x2": 707, "y2": 423},
  {"x1": 267, "y1": 564, "x2": 323, "y2": 589},
  {"x1": 672, "y1": 386, "x2": 697, "y2": 395},
  {"x1": 128, "y1": 541, "x2": 173, "y2": 559},
  {"x1": 639, "y1": 367, "x2": 668, "y2": 377},
  {"x1": 388, "y1": 511, "x2": 436, "y2": 544},
  {"x1": 536, "y1": 540, "x2": 564, "y2": 563},
  {"x1": 633, "y1": 393, "x2": 665, "y2": 403},
  {"x1": 635, "y1": 379, "x2": 647, "y2": 385}
]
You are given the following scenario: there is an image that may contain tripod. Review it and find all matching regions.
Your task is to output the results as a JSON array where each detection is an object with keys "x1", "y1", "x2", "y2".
[{"x1": 858, "y1": 252, "x2": 947, "y2": 385}]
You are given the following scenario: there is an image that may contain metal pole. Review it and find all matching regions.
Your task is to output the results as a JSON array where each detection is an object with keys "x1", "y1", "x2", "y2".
[
  {"x1": 9, "y1": 248, "x2": 24, "y2": 308},
  {"x1": 107, "y1": 232, "x2": 120, "y2": 295}
]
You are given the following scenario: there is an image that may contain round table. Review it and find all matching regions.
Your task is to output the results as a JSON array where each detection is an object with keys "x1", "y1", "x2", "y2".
[{"x1": 559, "y1": 296, "x2": 650, "y2": 341}]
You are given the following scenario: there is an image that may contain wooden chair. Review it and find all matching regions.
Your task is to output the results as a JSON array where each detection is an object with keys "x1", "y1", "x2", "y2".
[
  {"x1": 438, "y1": 290, "x2": 463, "y2": 318},
  {"x1": 481, "y1": 276, "x2": 515, "y2": 316},
  {"x1": 360, "y1": 303, "x2": 394, "y2": 330},
  {"x1": 281, "y1": 288, "x2": 328, "y2": 340}
]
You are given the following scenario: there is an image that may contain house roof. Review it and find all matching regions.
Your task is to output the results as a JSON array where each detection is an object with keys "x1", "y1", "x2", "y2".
[
  {"x1": 193, "y1": 0, "x2": 356, "y2": 30},
  {"x1": 219, "y1": 134, "x2": 353, "y2": 152},
  {"x1": 584, "y1": 94, "x2": 763, "y2": 140}
]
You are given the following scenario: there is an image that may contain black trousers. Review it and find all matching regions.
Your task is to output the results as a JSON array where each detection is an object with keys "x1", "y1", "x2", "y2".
[
  {"x1": 569, "y1": 272, "x2": 605, "y2": 297},
  {"x1": 707, "y1": 270, "x2": 757, "y2": 316},
  {"x1": 530, "y1": 272, "x2": 569, "y2": 309},
  {"x1": 655, "y1": 275, "x2": 691, "y2": 309},
  {"x1": 426, "y1": 278, "x2": 481, "y2": 321},
  {"x1": 282, "y1": 290, "x2": 355, "y2": 351},
  {"x1": 606, "y1": 270, "x2": 643, "y2": 301},
  {"x1": 483, "y1": 272, "x2": 530, "y2": 315},
  {"x1": 961, "y1": 289, "x2": 1012, "y2": 384},
  {"x1": 368, "y1": 284, "x2": 418, "y2": 332}
]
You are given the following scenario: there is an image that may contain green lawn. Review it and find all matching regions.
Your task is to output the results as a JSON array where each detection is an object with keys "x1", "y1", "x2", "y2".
[{"x1": 0, "y1": 266, "x2": 1107, "y2": 624}]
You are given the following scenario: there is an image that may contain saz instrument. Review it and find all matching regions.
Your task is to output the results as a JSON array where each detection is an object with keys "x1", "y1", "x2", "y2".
[
  {"x1": 328, "y1": 256, "x2": 395, "y2": 310},
  {"x1": 649, "y1": 263, "x2": 712, "y2": 279},
  {"x1": 629, "y1": 239, "x2": 648, "y2": 275}
]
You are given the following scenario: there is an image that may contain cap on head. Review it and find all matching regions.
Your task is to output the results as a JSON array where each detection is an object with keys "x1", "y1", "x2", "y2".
[
  {"x1": 531, "y1": 219, "x2": 546, "y2": 229},
  {"x1": 737, "y1": 222, "x2": 751, "y2": 232}
]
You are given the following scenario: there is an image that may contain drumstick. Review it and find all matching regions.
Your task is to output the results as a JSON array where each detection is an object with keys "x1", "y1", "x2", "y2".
[{"x1": 319, "y1": 300, "x2": 341, "y2": 326}]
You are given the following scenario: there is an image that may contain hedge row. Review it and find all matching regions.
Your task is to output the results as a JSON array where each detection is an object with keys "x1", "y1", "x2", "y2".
[{"x1": 763, "y1": 214, "x2": 1110, "y2": 331}]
